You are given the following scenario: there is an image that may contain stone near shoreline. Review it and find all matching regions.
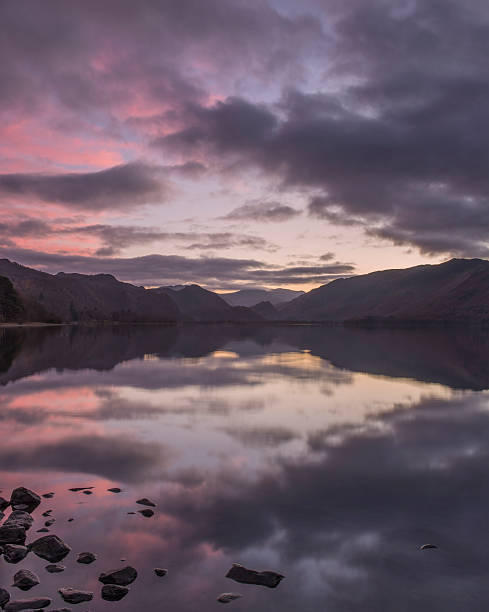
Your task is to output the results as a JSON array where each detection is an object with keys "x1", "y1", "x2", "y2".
[
  {"x1": 77, "y1": 552, "x2": 97, "y2": 564},
  {"x1": 3, "y1": 597, "x2": 51, "y2": 611},
  {"x1": 29, "y1": 535, "x2": 71, "y2": 562},
  {"x1": 0, "y1": 588, "x2": 10, "y2": 607},
  {"x1": 45, "y1": 563, "x2": 66, "y2": 573},
  {"x1": 3, "y1": 544, "x2": 28, "y2": 564},
  {"x1": 99, "y1": 566, "x2": 137, "y2": 586},
  {"x1": 154, "y1": 568, "x2": 167, "y2": 577},
  {"x1": 217, "y1": 593, "x2": 243, "y2": 603},
  {"x1": 10, "y1": 488, "x2": 41, "y2": 513},
  {"x1": 12, "y1": 569, "x2": 40, "y2": 591},
  {"x1": 101, "y1": 585, "x2": 129, "y2": 601},
  {"x1": 225, "y1": 563, "x2": 284, "y2": 588},
  {"x1": 136, "y1": 498, "x2": 156, "y2": 507},
  {"x1": 58, "y1": 588, "x2": 93, "y2": 604}
]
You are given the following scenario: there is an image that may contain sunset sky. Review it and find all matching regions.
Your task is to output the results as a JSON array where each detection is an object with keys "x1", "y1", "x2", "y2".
[{"x1": 1, "y1": 0, "x2": 488, "y2": 290}]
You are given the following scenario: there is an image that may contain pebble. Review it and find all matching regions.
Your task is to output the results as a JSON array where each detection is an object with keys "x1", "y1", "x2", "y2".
[{"x1": 138, "y1": 509, "x2": 154, "y2": 518}]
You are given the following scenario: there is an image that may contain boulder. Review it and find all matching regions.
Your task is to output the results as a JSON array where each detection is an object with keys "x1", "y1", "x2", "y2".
[
  {"x1": 58, "y1": 589, "x2": 93, "y2": 604},
  {"x1": 3, "y1": 544, "x2": 28, "y2": 564},
  {"x1": 10, "y1": 488, "x2": 41, "y2": 513},
  {"x1": 101, "y1": 585, "x2": 129, "y2": 601},
  {"x1": 12, "y1": 569, "x2": 40, "y2": 591},
  {"x1": 0, "y1": 525, "x2": 26, "y2": 545},
  {"x1": 4, "y1": 598, "x2": 51, "y2": 611},
  {"x1": 0, "y1": 588, "x2": 10, "y2": 607},
  {"x1": 4, "y1": 511, "x2": 34, "y2": 531},
  {"x1": 28, "y1": 535, "x2": 71, "y2": 562},
  {"x1": 98, "y1": 566, "x2": 137, "y2": 586},
  {"x1": 225, "y1": 563, "x2": 284, "y2": 588}
]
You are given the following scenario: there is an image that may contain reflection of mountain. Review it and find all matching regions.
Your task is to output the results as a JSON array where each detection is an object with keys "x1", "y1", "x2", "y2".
[{"x1": 2, "y1": 324, "x2": 489, "y2": 390}]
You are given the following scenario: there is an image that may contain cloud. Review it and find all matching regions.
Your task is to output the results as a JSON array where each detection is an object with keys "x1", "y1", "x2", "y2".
[
  {"x1": 0, "y1": 162, "x2": 169, "y2": 211},
  {"x1": 0, "y1": 248, "x2": 355, "y2": 288},
  {"x1": 223, "y1": 201, "x2": 301, "y2": 222}
]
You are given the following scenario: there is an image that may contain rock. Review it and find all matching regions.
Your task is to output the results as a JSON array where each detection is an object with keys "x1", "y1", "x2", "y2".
[
  {"x1": 12, "y1": 569, "x2": 40, "y2": 591},
  {"x1": 127, "y1": 512, "x2": 135, "y2": 515},
  {"x1": 98, "y1": 566, "x2": 137, "y2": 586},
  {"x1": 76, "y1": 552, "x2": 97, "y2": 564},
  {"x1": 58, "y1": 589, "x2": 93, "y2": 604},
  {"x1": 36, "y1": 528, "x2": 50, "y2": 533},
  {"x1": 217, "y1": 593, "x2": 243, "y2": 603},
  {"x1": 10, "y1": 488, "x2": 41, "y2": 513},
  {"x1": 107, "y1": 488, "x2": 121, "y2": 493},
  {"x1": 0, "y1": 496, "x2": 9, "y2": 511},
  {"x1": 4, "y1": 598, "x2": 51, "y2": 611},
  {"x1": 42, "y1": 511, "x2": 52, "y2": 517},
  {"x1": 82, "y1": 490, "x2": 93, "y2": 495},
  {"x1": 138, "y1": 509, "x2": 154, "y2": 518},
  {"x1": 225, "y1": 563, "x2": 284, "y2": 588},
  {"x1": 0, "y1": 525, "x2": 26, "y2": 545},
  {"x1": 0, "y1": 588, "x2": 10, "y2": 607},
  {"x1": 420, "y1": 543, "x2": 438, "y2": 550},
  {"x1": 45, "y1": 519, "x2": 55, "y2": 527},
  {"x1": 49, "y1": 609, "x2": 71, "y2": 612},
  {"x1": 101, "y1": 585, "x2": 129, "y2": 601},
  {"x1": 136, "y1": 498, "x2": 156, "y2": 507},
  {"x1": 67, "y1": 518, "x2": 74, "y2": 522},
  {"x1": 45, "y1": 564, "x2": 66, "y2": 573},
  {"x1": 29, "y1": 535, "x2": 71, "y2": 562},
  {"x1": 3, "y1": 544, "x2": 28, "y2": 564},
  {"x1": 154, "y1": 568, "x2": 167, "y2": 577},
  {"x1": 68, "y1": 487, "x2": 94, "y2": 492},
  {"x1": 4, "y1": 511, "x2": 34, "y2": 531},
  {"x1": 42, "y1": 493, "x2": 54, "y2": 499}
]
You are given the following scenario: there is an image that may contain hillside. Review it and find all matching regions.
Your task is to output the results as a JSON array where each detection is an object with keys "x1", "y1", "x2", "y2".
[
  {"x1": 0, "y1": 259, "x2": 180, "y2": 323},
  {"x1": 281, "y1": 259, "x2": 489, "y2": 323},
  {"x1": 154, "y1": 284, "x2": 262, "y2": 322},
  {"x1": 221, "y1": 288, "x2": 304, "y2": 307},
  {"x1": 0, "y1": 275, "x2": 25, "y2": 322}
]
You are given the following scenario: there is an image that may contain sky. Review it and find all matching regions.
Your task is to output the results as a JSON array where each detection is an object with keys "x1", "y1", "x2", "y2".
[{"x1": 1, "y1": 0, "x2": 489, "y2": 291}]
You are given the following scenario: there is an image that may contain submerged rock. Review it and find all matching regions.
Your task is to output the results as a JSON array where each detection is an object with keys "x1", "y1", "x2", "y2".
[
  {"x1": 58, "y1": 588, "x2": 93, "y2": 604},
  {"x1": 10, "y1": 488, "x2": 41, "y2": 513},
  {"x1": 136, "y1": 498, "x2": 156, "y2": 507},
  {"x1": 29, "y1": 535, "x2": 71, "y2": 562},
  {"x1": 101, "y1": 585, "x2": 129, "y2": 601},
  {"x1": 45, "y1": 564, "x2": 66, "y2": 573},
  {"x1": 0, "y1": 588, "x2": 10, "y2": 607},
  {"x1": 4, "y1": 597, "x2": 51, "y2": 611},
  {"x1": 225, "y1": 563, "x2": 284, "y2": 588},
  {"x1": 12, "y1": 569, "x2": 40, "y2": 591},
  {"x1": 3, "y1": 544, "x2": 28, "y2": 564},
  {"x1": 217, "y1": 593, "x2": 243, "y2": 603},
  {"x1": 77, "y1": 552, "x2": 97, "y2": 564},
  {"x1": 138, "y1": 509, "x2": 154, "y2": 518},
  {"x1": 99, "y1": 566, "x2": 137, "y2": 586},
  {"x1": 154, "y1": 568, "x2": 167, "y2": 577}
]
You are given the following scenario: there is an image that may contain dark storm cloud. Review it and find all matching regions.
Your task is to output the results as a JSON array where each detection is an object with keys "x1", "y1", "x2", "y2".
[
  {"x1": 0, "y1": 163, "x2": 168, "y2": 210},
  {"x1": 223, "y1": 201, "x2": 301, "y2": 222},
  {"x1": 151, "y1": 0, "x2": 489, "y2": 258},
  {"x1": 0, "y1": 247, "x2": 354, "y2": 287}
]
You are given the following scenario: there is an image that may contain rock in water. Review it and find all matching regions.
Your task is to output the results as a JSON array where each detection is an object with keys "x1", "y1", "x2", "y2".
[
  {"x1": 420, "y1": 543, "x2": 438, "y2": 550},
  {"x1": 45, "y1": 519, "x2": 55, "y2": 527},
  {"x1": 45, "y1": 564, "x2": 66, "y2": 573},
  {"x1": 225, "y1": 563, "x2": 284, "y2": 588},
  {"x1": 0, "y1": 525, "x2": 26, "y2": 545},
  {"x1": 154, "y1": 568, "x2": 167, "y2": 577},
  {"x1": 138, "y1": 509, "x2": 154, "y2": 518},
  {"x1": 42, "y1": 492, "x2": 54, "y2": 499},
  {"x1": 41, "y1": 510, "x2": 52, "y2": 517},
  {"x1": 107, "y1": 487, "x2": 122, "y2": 493},
  {"x1": 3, "y1": 544, "x2": 28, "y2": 564},
  {"x1": 58, "y1": 588, "x2": 93, "y2": 604},
  {"x1": 36, "y1": 528, "x2": 49, "y2": 533},
  {"x1": 4, "y1": 598, "x2": 51, "y2": 611},
  {"x1": 68, "y1": 487, "x2": 94, "y2": 492},
  {"x1": 0, "y1": 496, "x2": 9, "y2": 512},
  {"x1": 217, "y1": 593, "x2": 243, "y2": 603},
  {"x1": 98, "y1": 566, "x2": 138, "y2": 586},
  {"x1": 77, "y1": 551, "x2": 97, "y2": 564},
  {"x1": 4, "y1": 511, "x2": 34, "y2": 531},
  {"x1": 0, "y1": 588, "x2": 10, "y2": 607},
  {"x1": 101, "y1": 585, "x2": 129, "y2": 601},
  {"x1": 10, "y1": 488, "x2": 41, "y2": 513},
  {"x1": 136, "y1": 498, "x2": 156, "y2": 507},
  {"x1": 12, "y1": 569, "x2": 40, "y2": 591},
  {"x1": 29, "y1": 535, "x2": 71, "y2": 562}
]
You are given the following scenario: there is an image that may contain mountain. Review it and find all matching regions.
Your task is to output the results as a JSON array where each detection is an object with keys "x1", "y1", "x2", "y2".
[
  {"x1": 0, "y1": 275, "x2": 25, "y2": 322},
  {"x1": 221, "y1": 288, "x2": 304, "y2": 307},
  {"x1": 251, "y1": 301, "x2": 279, "y2": 320},
  {"x1": 281, "y1": 258, "x2": 489, "y2": 323},
  {"x1": 153, "y1": 284, "x2": 263, "y2": 322},
  {"x1": 0, "y1": 259, "x2": 180, "y2": 323}
]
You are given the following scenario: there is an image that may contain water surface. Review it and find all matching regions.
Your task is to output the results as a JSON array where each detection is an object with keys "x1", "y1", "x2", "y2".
[{"x1": 1, "y1": 324, "x2": 489, "y2": 611}]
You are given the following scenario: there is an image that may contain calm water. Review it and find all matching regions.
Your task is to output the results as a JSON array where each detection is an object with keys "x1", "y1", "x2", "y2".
[{"x1": 1, "y1": 324, "x2": 489, "y2": 611}]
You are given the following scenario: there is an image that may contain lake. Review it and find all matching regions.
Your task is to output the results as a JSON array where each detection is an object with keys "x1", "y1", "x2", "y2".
[{"x1": 1, "y1": 324, "x2": 489, "y2": 611}]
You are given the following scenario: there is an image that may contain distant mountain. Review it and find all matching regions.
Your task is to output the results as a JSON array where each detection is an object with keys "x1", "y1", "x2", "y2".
[
  {"x1": 251, "y1": 301, "x2": 279, "y2": 320},
  {"x1": 221, "y1": 288, "x2": 305, "y2": 307},
  {"x1": 153, "y1": 284, "x2": 263, "y2": 322},
  {"x1": 281, "y1": 258, "x2": 489, "y2": 323},
  {"x1": 0, "y1": 259, "x2": 180, "y2": 323}
]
